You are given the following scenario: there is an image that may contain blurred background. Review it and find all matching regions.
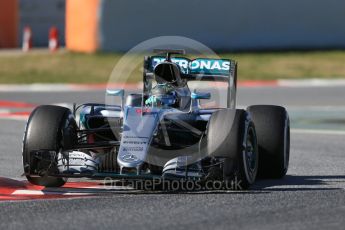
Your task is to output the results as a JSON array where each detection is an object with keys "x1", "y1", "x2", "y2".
[{"x1": 1, "y1": 0, "x2": 345, "y2": 83}]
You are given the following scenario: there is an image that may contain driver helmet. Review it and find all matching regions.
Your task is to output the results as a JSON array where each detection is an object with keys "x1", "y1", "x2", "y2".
[
  {"x1": 145, "y1": 84, "x2": 178, "y2": 107},
  {"x1": 145, "y1": 62, "x2": 183, "y2": 107}
]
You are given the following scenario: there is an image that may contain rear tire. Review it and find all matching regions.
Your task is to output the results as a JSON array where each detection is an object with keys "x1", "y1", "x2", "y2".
[
  {"x1": 247, "y1": 105, "x2": 290, "y2": 178},
  {"x1": 207, "y1": 109, "x2": 258, "y2": 190},
  {"x1": 22, "y1": 105, "x2": 77, "y2": 187}
]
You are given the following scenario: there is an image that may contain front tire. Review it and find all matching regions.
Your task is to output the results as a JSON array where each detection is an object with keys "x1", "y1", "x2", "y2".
[
  {"x1": 22, "y1": 105, "x2": 77, "y2": 187},
  {"x1": 207, "y1": 109, "x2": 258, "y2": 190}
]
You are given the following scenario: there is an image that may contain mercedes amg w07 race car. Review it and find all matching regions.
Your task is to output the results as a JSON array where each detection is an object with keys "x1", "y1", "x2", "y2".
[{"x1": 22, "y1": 49, "x2": 290, "y2": 190}]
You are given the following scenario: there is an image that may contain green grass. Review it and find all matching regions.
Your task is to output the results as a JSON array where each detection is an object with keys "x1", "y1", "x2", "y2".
[
  {"x1": 1, "y1": 50, "x2": 345, "y2": 84},
  {"x1": 0, "y1": 52, "x2": 119, "y2": 84}
]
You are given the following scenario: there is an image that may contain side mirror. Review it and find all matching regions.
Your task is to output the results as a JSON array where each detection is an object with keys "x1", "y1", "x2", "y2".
[
  {"x1": 107, "y1": 89, "x2": 124, "y2": 97},
  {"x1": 191, "y1": 92, "x2": 211, "y2": 100},
  {"x1": 107, "y1": 89, "x2": 125, "y2": 109}
]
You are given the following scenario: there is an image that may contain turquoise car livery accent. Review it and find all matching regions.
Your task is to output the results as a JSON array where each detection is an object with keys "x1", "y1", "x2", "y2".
[{"x1": 150, "y1": 56, "x2": 231, "y2": 76}]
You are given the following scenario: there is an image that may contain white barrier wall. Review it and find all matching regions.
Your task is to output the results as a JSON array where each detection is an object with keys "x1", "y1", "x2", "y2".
[
  {"x1": 98, "y1": 0, "x2": 345, "y2": 52},
  {"x1": 19, "y1": 0, "x2": 65, "y2": 46}
]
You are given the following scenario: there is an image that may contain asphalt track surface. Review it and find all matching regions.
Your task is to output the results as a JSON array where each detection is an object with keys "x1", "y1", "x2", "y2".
[{"x1": 0, "y1": 86, "x2": 345, "y2": 230}]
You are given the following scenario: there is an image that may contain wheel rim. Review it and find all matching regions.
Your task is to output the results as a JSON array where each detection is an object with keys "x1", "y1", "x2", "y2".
[{"x1": 242, "y1": 125, "x2": 258, "y2": 184}]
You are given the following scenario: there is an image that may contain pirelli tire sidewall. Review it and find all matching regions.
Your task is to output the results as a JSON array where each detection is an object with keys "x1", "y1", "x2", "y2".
[{"x1": 206, "y1": 109, "x2": 258, "y2": 189}]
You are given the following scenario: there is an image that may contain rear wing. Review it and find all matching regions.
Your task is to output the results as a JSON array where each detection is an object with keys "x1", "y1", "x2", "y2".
[
  {"x1": 145, "y1": 56, "x2": 236, "y2": 82},
  {"x1": 143, "y1": 55, "x2": 238, "y2": 108}
]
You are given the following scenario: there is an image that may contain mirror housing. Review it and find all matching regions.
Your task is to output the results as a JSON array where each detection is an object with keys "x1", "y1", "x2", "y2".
[
  {"x1": 107, "y1": 89, "x2": 125, "y2": 109},
  {"x1": 107, "y1": 89, "x2": 124, "y2": 97}
]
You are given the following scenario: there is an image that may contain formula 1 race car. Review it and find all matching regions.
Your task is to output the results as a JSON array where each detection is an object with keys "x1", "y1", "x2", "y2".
[{"x1": 22, "y1": 49, "x2": 290, "y2": 190}]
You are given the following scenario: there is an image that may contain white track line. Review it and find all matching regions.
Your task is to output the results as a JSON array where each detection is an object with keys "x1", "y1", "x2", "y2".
[
  {"x1": 278, "y1": 79, "x2": 345, "y2": 87},
  {"x1": 0, "y1": 84, "x2": 77, "y2": 92},
  {"x1": 1, "y1": 79, "x2": 345, "y2": 92},
  {"x1": 292, "y1": 129, "x2": 345, "y2": 135}
]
